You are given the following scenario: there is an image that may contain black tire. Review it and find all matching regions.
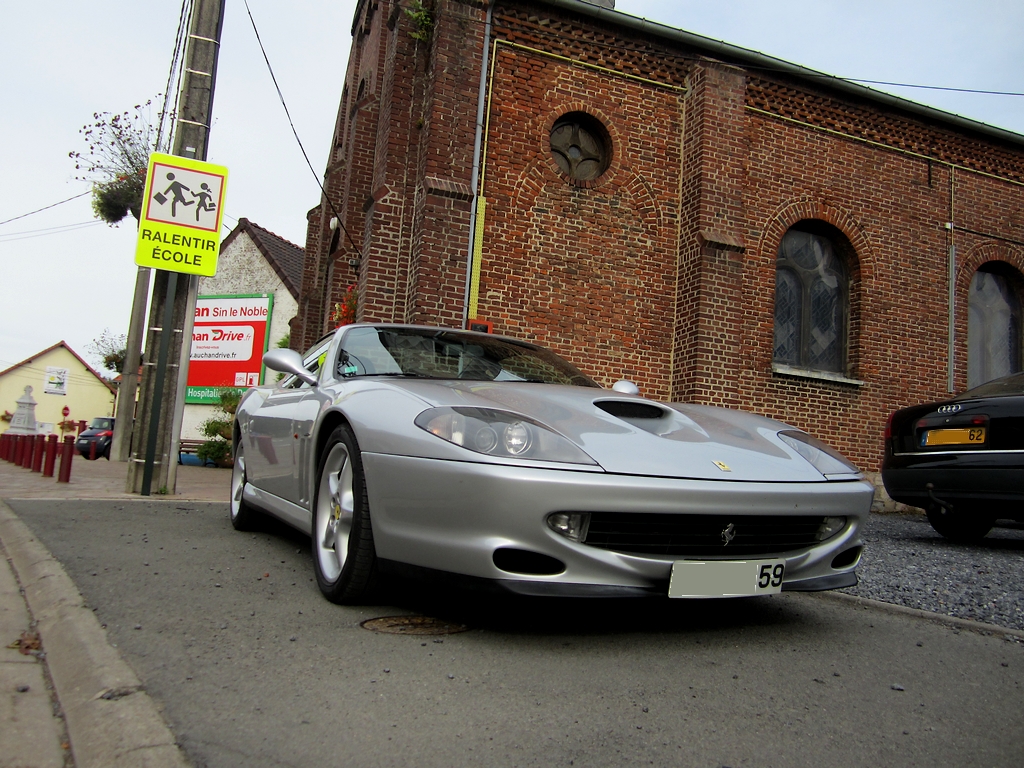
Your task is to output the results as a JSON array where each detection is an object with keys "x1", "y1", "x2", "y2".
[
  {"x1": 312, "y1": 424, "x2": 378, "y2": 604},
  {"x1": 926, "y1": 504, "x2": 994, "y2": 542},
  {"x1": 229, "y1": 439, "x2": 260, "y2": 531}
]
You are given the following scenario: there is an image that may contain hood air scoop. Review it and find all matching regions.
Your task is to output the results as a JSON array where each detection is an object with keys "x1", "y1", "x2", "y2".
[
  {"x1": 595, "y1": 400, "x2": 666, "y2": 420},
  {"x1": 594, "y1": 399, "x2": 680, "y2": 436}
]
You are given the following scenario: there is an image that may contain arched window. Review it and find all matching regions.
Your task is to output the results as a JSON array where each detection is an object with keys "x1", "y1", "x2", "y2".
[
  {"x1": 773, "y1": 224, "x2": 850, "y2": 374},
  {"x1": 968, "y1": 264, "x2": 1022, "y2": 388}
]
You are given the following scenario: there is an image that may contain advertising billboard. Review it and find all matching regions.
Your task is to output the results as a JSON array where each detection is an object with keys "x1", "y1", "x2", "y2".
[{"x1": 186, "y1": 294, "x2": 273, "y2": 404}]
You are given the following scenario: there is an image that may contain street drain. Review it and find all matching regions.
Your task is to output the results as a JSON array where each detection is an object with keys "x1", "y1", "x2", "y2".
[{"x1": 360, "y1": 615, "x2": 469, "y2": 635}]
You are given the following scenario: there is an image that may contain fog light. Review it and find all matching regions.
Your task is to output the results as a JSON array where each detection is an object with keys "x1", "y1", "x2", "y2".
[
  {"x1": 816, "y1": 516, "x2": 847, "y2": 542},
  {"x1": 547, "y1": 512, "x2": 591, "y2": 542}
]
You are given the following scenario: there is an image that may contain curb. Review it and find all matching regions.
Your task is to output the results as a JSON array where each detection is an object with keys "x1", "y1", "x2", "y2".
[
  {"x1": 815, "y1": 589, "x2": 1024, "y2": 641},
  {"x1": 0, "y1": 499, "x2": 190, "y2": 768}
]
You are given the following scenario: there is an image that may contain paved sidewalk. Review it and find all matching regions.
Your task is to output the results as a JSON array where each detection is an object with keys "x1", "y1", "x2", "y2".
[
  {"x1": 0, "y1": 455, "x2": 228, "y2": 767},
  {"x1": 0, "y1": 453, "x2": 231, "y2": 502}
]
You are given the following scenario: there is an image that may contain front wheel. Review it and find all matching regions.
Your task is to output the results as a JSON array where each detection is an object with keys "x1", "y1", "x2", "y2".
[
  {"x1": 926, "y1": 504, "x2": 994, "y2": 542},
  {"x1": 229, "y1": 439, "x2": 259, "y2": 531},
  {"x1": 313, "y1": 424, "x2": 378, "y2": 604}
]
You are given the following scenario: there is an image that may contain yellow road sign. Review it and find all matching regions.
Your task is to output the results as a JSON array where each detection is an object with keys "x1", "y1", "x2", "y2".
[{"x1": 135, "y1": 152, "x2": 229, "y2": 277}]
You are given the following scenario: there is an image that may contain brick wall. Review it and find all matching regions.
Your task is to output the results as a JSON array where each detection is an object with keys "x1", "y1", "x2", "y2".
[{"x1": 300, "y1": 0, "x2": 1024, "y2": 472}]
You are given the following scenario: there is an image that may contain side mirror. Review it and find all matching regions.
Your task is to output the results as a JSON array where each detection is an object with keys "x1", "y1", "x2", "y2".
[
  {"x1": 263, "y1": 348, "x2": 317, "y2": 386},
  {"x1": 612, "y1": 380, "x2": 640, "y2": 395}
]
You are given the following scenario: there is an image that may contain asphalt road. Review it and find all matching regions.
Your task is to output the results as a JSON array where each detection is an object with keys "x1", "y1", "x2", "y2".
[{"x1": 9, "y1": 499, "x2": 1024, "y2": 768}]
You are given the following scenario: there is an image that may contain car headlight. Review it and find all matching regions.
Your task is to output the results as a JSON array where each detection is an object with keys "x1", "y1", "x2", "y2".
[
  {"x1": 415, "y1": 407, "x2": 597, "y2": 465},
  {"x1": 778, "y1": 430, "x2": 860, "y2": 478}
]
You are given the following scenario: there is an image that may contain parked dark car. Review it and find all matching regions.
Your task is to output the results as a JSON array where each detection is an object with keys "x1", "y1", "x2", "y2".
[
  {"x1": 75, "y1": 417, "x2": 115, "y2": 460},
  {"x1": 882, "y1": 373, "x2": 1024, "y2": 540}
]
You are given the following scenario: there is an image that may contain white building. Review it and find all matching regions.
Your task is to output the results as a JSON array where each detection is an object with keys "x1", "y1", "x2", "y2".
[
  {"x1": 0, "y1": 341, "x2": 115, "y2": 435},
  {"x1": 180, "y1": 218, "x2": 302, "y2": 440}
]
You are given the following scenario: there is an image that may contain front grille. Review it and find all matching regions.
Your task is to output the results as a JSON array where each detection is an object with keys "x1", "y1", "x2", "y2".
[{"x1": 582, "y1": 512, "x2": 827, "y2": 557}]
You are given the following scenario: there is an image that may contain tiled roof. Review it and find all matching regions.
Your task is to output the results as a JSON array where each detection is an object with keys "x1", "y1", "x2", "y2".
[{"x1": 221, "y1": 218, "x2": 304, "y2": 300}]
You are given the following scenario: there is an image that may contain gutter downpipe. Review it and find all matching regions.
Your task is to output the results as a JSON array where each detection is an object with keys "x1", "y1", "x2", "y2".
[
  {"x1": 947, "y1": 169, "x2": 957, "y2": 392},
  {"x1": 462, "y1": 1, "x2": 494, "y2": 327}
]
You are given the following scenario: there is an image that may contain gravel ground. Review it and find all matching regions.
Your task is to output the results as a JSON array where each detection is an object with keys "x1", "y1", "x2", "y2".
[{"x1": 842, "y1": 511, "x2": 1024, "y2": 632}]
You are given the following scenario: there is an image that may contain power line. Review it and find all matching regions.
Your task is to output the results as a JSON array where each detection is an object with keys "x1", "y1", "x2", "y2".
[
  {"x1": 243, "y1": 0, "x2": 359, "y2": 257},
  {"x1": 842, "y1": 79, "x2": 1024, "y2": 98},
  {"x1": 0, "y1": 220, "x2": 103, "y2": 242},
  {"x1": 453, "y1": 8, "x2": 1024, "y2": 102},
  {"x1": 0, "y1": 220, "x2": 101, "y2": 236},
  {"x1": 157, "y1": 0, "x2": 193, "y2": 153},
  {"x1": 0, "y1": 360, "x2": 118, "y2": 387},
  {"x1": 0, "y1": 191, "x2": 91, "y2": 227}
]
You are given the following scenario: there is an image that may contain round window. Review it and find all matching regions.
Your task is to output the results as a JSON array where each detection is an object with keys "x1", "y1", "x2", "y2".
[{"x1": 550, "y1": 112, "x2": 611, "y2": 182}]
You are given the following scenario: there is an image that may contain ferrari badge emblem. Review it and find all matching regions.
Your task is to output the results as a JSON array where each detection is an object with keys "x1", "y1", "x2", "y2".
[{"x1": 721, "y1": 523, "x2": 736, "y2": 546}]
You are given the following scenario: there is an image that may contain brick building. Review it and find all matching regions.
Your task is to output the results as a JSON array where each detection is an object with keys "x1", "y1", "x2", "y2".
[{"x1": 293, "y1": 0, "x2": 1024, "y2": 472}]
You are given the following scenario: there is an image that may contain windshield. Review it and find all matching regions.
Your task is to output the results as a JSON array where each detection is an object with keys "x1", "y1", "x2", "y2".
[
  {"x1": 89, "y1": 417, "x2": 114, "y2": 430},
  {"x1": 335, "y1": 326, "x2": 599, "y2": 387}
]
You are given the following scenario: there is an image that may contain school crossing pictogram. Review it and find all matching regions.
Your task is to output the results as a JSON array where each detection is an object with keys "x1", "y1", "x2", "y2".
[{"x1": 135, "y1": 152, "x2": 229, "y2": 277}]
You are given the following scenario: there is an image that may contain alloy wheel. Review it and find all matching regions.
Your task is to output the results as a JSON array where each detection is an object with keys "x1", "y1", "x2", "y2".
[{"x1": 316, "y1": 442, "x2": 355, "y2": 582}]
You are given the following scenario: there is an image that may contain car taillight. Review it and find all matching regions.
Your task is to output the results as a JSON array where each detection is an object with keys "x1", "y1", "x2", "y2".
[
  {"x1": 884, "y1": 413, "x2": 894, "y2": 440},
  {"x1": 99, "y1": 430, "x2": 113, "y2": 437}
]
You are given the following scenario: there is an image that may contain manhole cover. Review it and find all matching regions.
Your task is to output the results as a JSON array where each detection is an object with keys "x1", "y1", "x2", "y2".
[{"x1": 360, "y1": 615, "x2": 470, "y2": 635}]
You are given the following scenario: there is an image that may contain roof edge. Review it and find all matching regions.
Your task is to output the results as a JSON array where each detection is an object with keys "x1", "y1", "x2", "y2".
[
  {"x1": 0, "y1": 341, "x2": 116, "y2": 393},
  {"x1": 225, "y1": 218, "x2": 302, "y2": 301},
  {"x1": 537, "y1": 0, "x2": 1024, "y2": 148}
]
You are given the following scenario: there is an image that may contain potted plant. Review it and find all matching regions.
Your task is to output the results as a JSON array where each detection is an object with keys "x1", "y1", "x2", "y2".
[{"x1": 197, "y1": 389, "x2": 241, "y2": 468}]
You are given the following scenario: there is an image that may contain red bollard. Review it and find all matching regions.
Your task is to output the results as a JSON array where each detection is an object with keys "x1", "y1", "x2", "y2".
[
  {"x1": 57, "y1": 436, "x2": 74, "y2": 483},
  {"x1": 24, "y1": 435, "x2": 35, "y2": 468},
  {"x1": 18, "y1": 435, "x2": 30, "y2": 468},
  {"x1": 24, "y1": 436, "x2": 36, "y2": 469},
  {"x1": 31, "y1": 435, "x2": 45, "y2": 472},
  {"x1": 0, "y1": 433, "x2": 9, "y2": 462},
  {"x1": 42, "y1": 435, "x2": 58, "y2": 478},
  {"x1": 89, "y1": 438, "x2": 97, "y2": 461},
  {"x1": 12, "y1": 435, "x2": 22, "y2": 466}
]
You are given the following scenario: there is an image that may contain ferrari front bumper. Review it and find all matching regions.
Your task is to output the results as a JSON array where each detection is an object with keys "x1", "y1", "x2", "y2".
[{"x1": 362, "y1": 453, "x2": 873, "y2": 597}]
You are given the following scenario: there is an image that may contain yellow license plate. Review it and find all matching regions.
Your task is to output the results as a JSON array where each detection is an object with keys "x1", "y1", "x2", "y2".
[{"x1": 923, "y1": 427, "x2": 986, "y2": 447}]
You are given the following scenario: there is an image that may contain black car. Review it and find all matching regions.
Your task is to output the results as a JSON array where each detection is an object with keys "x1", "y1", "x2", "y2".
[
  {"x1": 75, "y1": 417, "x2": 115, "y2": 460},
  {"x1": 882, "y1": 372, "x2": 1024, "y2": 540}
]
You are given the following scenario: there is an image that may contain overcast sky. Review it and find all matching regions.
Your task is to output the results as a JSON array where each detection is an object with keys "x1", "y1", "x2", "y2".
[{"x1": 2, "y1": 0, "x2": 1021, "y2": 375}]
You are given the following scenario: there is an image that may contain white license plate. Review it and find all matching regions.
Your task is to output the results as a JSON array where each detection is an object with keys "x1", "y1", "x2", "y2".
[{"x1": 668, "y1": 559, "x2": 786, "y2": 598}]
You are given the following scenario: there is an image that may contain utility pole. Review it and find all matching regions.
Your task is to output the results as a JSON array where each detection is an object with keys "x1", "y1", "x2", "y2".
[
  {"x1": 126, "y1": 0, "x2": 226, "y2": 495},
  {"x1": 111, "y1": 265, "x2": 149, "y2": 462}
]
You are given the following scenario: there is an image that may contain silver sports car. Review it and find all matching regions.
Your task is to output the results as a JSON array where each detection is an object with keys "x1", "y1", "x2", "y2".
[{"x1": 232, "y1": 324, "x2": 871, "y2": 604}]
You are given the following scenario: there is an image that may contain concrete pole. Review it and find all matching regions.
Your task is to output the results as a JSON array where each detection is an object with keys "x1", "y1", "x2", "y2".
[
  {"x1": 127, "y1": 0, "x2": 226, "y2": 494},
  {"x1": 111, "y1": 265, "x2": 150, "y2": 462}
]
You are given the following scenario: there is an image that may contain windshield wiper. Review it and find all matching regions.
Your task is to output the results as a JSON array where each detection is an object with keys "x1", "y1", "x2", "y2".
[{"x1": 367, "y1": 371, "x2": 438, "y2": 379}]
